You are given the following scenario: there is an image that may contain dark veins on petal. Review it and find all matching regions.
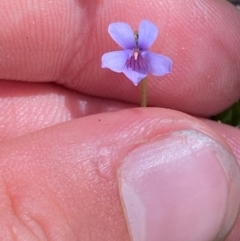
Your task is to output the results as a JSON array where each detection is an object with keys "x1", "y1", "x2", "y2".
[{"x1": 125, "y1": 51, "x2": 148, "y2": 74}]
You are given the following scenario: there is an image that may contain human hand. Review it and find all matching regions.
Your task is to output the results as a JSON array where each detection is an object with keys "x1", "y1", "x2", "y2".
[{"x1": 0, "y1": 0, "x2": 240, "y2": 240}]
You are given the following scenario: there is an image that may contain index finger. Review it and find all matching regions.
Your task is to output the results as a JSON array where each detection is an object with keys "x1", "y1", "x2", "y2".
[{"x1": 0, "y1": 0, "x2": 239, "y2": 116}]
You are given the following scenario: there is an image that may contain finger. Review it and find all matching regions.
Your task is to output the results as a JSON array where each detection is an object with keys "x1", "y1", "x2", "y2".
[
  {"x1": 0, "y1": 0, "x2": 240, "y2": 116},
  {"x1": 0, "y1": 80, "x2": 131, "y2": 141},
  {"x1": 0, "y1": 108, "x2": 239, "y2": 241}
]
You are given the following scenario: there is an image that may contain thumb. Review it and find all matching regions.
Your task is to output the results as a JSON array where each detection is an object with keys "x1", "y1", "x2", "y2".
[{"x1": 0, "y1": 108, "x2": 239, "y2": 241}]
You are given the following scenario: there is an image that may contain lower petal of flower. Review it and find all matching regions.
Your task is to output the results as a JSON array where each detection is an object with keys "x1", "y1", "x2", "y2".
[
  {"x1": 123, "y1": 66, "x2": 147, "y2": 86},
  {"x1": 101, "y1": 50, "x2": 129, "y2": 73},
  {"x1": 144, "y1": 51, "x2": 172, "y2": 76},
  {"x1": 125, "y1": 51, "x2": 148, "y2": 75}
]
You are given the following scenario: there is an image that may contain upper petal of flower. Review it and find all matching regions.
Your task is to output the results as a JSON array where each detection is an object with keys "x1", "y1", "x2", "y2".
[
  {"x1": 101, "y1": 50, "x2": 130, "y2": 73},
  {"x1": 108, "y1": 22, "x2": 136, "y2": 49},
  {"x1": 138, "y1": 20, "x2": 158, "y2": 50},
  {"x1": 123, "y1": 67, "x2": 148, "y2": 86},
  {"x1": 144, "y1": 51, "x2": 172, "y2": 76}
]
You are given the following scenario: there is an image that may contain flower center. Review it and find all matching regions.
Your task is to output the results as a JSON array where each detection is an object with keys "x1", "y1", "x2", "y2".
[{"x1": 125, "y1": 49, "x2": 148, "y2": 74}]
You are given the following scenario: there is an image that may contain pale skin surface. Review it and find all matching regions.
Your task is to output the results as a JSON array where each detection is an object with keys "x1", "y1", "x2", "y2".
[{"x1": 0, "y1": 0, "x2": 240, "y2": 240}]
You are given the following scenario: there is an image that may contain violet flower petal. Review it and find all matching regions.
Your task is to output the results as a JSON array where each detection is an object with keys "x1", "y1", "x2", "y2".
[
  {"x1": 108, "y1": 22, "x2": 136, "y2": 49},
  {"x1": 138, "y1": 20, "x2": 158, "y2": 50},
  {"x1": 144, "y1": 51, "x2": 172, "y2": 76},
  {"x1": 123, "y1": 67, "x2": 148, "y2": 86},
  {"x1": 101, "y1": 50, "x2": 129, "y2": 73}
]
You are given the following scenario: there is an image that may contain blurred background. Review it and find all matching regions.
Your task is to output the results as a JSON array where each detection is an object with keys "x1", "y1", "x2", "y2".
[{"x1": 211, "y1": 0, "x2": 240, "y2": 127}]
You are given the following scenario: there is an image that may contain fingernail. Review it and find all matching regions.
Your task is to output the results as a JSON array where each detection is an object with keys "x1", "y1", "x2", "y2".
[{"x1": 118, "y1": 130, "x2": 240, "y2": 241}]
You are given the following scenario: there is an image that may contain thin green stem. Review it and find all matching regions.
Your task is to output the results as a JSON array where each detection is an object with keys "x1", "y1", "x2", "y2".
[{"x1": 141, "y1": 78, "x2": 147, "y2": 107}]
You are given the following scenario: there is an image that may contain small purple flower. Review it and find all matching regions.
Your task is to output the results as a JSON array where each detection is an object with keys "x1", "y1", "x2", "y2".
[{"x1": 101, "y1": 20, "x2": 172, "y2": 86}]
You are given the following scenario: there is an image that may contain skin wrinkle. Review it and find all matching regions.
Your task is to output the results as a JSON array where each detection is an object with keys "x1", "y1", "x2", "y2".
[
  {"x1": 19, "y1": 216, "x2": 48, "y2": 241},
  {"x1": 9, "y1": 226, "x2": 19, "y2": 241},
  {"x1": 30, "y1": 188, "x2": 76, "y2": 240},
  {"x1": 22, "y1": 199, "x2": 73, "y2": 241},
  {"x1": 57, "y1": 1, "x2": 100, "y2": 84},
  {"x1": 0, "y1": 0, "x2": 85, "y2": 81},
  {"x1": 0, "y1": 179, "x2": 40, "y2": 241},
  {"x1": 2, "y1": 152, "x2": 77, "y2": 241}
]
